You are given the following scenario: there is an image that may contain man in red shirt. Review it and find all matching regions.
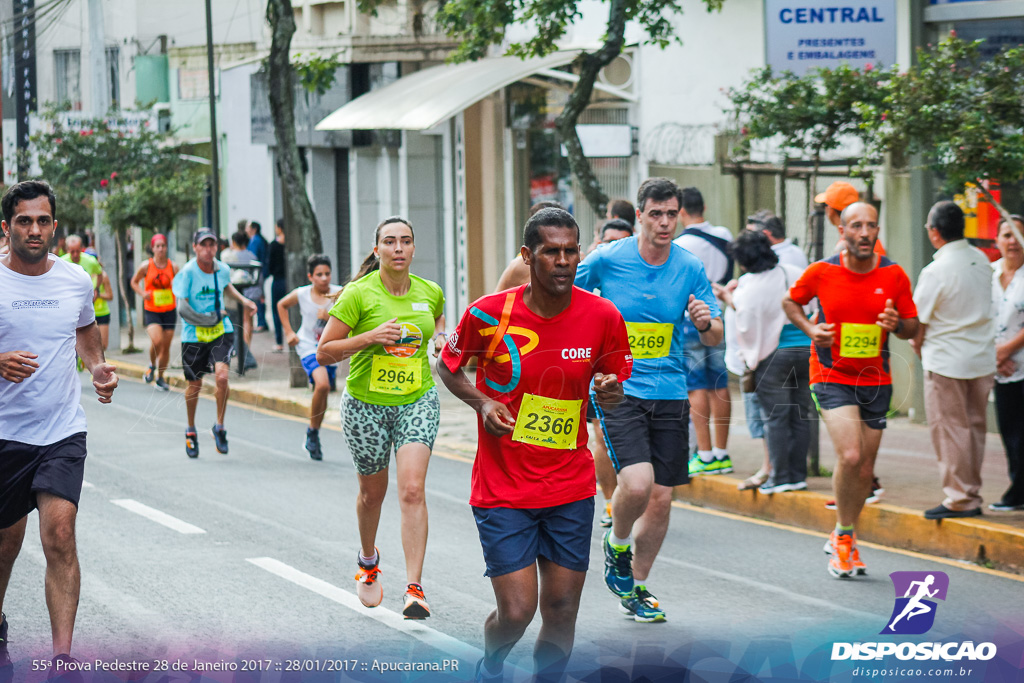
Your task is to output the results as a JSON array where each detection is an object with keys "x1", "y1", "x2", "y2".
[
  {"x1": 783, "y1": 202, "x2": 919, "y2": 579},
  {"x1": 439, "y1": 207, "x2": 632, "y2": 681}
]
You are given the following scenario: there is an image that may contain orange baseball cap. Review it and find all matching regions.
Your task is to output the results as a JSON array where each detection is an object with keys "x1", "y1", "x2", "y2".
[{"x1": 814, "y1": 182, "x2": 859, "y2": 211}]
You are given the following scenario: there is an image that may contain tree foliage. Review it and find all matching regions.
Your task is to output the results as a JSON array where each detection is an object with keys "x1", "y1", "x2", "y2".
[
  {"x1": 859, "y1": 32, "x2": 1024, "y2": 222},
  {"x1": 358, "y1": 0, "x2": 724, "y2": 214},
  {"x1": 725, "y1": 63, "x2": 894, "y2": 171},
  {"x1": 293, "y1": 52, "x2": 344, "y2": 97},
  {"x1": 30, "y1": 110, "x2": 207, "y2": 234}
]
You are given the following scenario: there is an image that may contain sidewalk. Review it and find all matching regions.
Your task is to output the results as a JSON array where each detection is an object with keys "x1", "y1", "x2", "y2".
[{"x1": 106, "y1": 327, "x2": 1024, "y2": 574}]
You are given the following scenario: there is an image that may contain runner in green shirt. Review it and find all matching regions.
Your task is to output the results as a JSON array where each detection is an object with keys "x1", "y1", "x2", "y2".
[{"x1": 318, "y1": 216, "x2": 446, "y2": 620}]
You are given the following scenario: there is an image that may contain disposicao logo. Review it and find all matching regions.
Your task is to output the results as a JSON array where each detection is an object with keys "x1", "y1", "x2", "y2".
[
  {"x1": 882, "y1": 571, "x2": 948, "y2": 635},
  {"x1": 831, "y1": 571, "x2": 997, "y2": 662}
]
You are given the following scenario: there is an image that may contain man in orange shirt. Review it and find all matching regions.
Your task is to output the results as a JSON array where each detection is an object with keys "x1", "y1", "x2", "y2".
[{"x1": 817, "y1": 181, "x2": 886, "y2": 256}]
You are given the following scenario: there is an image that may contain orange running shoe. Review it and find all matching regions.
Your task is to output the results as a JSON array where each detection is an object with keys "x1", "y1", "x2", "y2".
[
  {"x1": 827, "y1": 532, "x2": 854, "y2": 579},
  {"x1": 355, "y1": 550, "x2": 383, "y2": 607},
  {"x1": 403, "y1": 583, "x2": 431, "y2": 619},
  {"x1": 824, "y1": 531, "x2": 867, "y2": 576}
]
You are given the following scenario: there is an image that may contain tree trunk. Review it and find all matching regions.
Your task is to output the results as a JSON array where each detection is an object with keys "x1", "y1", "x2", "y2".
[
  {"x1": 114, "y1": 231, "x2": 137, "y2": 352},
  {"x1": 553, "y1": 0, "x2": 627, "y2": 216},
  {"x1": 267, "y1": 0, "x2": 325, "y2": 387}
]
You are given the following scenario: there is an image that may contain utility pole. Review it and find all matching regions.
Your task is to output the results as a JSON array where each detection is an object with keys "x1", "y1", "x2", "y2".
[
  {"x1": 204, "y1": 0, "x2": 221, "y2": 234},
  {"x1": 88, "y1": 0, "x2": 121, "y2": 349}
]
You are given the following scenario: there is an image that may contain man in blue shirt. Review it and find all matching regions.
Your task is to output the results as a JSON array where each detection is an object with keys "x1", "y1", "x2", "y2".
[
  {"x1": 575, "y1": 177, "x2": 722, "y2": 622},
  {"x1": 173, "y1": 228, "x2": 257, "y2": 458}
]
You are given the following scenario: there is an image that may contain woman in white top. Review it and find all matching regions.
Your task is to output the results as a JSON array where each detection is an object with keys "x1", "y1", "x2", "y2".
[
  {"x1": 991, "y1": 215, "x2": 1024, "y2": 511},
  {"x1": 277, "y1": 253, "x2": 343, "y2": 461},
  {"x1": 719, "y1": 230, "x2": 814, "y2": 494}
]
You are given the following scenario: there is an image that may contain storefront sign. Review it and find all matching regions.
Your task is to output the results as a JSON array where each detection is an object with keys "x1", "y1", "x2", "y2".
[{"x1": 765, "y1": 0, "x2": 897, "y2": 75}]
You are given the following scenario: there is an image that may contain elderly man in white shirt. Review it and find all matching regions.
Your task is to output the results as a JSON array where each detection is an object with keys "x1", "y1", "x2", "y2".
[{"x1": 912, "y1": 200, "x2": 996, "y2": 520}]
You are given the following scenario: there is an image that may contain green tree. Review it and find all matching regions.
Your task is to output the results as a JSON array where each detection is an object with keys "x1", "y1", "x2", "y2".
[
  {"x1": 725, "y1": 63, "x2": 895, "y2": 257},
  {"x1": 860, "y1": 33, "x2": 1024, "y2": 235},
  {"x1": 31, "y1": 110, "x2": 208, "y2": 350},
  {"x1": 359, "y1": 0, "x2": 724, "y2": 215}
]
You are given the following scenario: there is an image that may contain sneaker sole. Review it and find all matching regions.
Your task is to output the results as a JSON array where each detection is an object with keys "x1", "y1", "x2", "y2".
[
  {"x1": 828, "y1": 566, "x2": 855, "y2": 579},
  {"x1": 403, "y1": 602, "x2": 430, "y2": 619},
  {"x1": 618, "y1": 603, "x2": 666, "y2": 623},
  {"x1": 358, "y1": 586, "x2": 383, "y2": 608}
]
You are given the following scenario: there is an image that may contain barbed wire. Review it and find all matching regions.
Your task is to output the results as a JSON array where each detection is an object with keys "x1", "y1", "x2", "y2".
[{"x1": 641, "y1": 122, "x2": 718, "y2": 166}]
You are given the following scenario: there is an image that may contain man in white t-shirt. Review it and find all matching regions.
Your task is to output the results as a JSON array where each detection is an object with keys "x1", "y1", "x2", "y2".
[
  {"x1": 673, "y1": 187, "x2": 733, "y2": 475},
  {"x1": 746, "y1": 210, "x2": 809, "y2": 270},
  {"x1": 0, "y1": 181, "x2": 118, "y2": 669}
]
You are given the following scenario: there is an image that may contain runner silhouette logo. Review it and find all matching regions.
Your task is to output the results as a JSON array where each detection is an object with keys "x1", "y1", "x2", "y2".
[{"x1": 881, "y1": 571, "x2": 949, "y2": 635}]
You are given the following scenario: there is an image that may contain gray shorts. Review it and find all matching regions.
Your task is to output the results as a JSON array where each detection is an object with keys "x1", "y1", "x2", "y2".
[{"x1": 341, "y1": 387, "x2": 441, "y2": 475}]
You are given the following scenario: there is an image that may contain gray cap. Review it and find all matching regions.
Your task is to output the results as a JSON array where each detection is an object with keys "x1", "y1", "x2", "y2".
[{"x1": 193, "y1": 227, "x2": 217, "y2": 244}]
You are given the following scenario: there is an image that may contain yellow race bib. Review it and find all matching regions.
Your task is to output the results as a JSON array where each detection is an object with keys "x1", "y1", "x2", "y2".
[
  {"x1": 152, "y1": 289, "x2": 174, "y2": 307},
  {"x1": 369, "y1": 355, "x2": 422, "y2": 395},
  {"x1": 840, "y1": 323, "x2": 881, "y2": 358},
  {"x1": 512, "y1": 393, "x2": 582, "y2": 450},
  {"x1": 195, "y1": 320, "x2": 225, "y2": 343},
  {"x1": 625, "y1": 322, "x2": 673, "y2": 359}
]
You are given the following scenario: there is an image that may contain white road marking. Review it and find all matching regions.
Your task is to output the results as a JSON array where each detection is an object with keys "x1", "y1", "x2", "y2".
[
  {"x1": 111, "y1": 499, "x2": 206, "y2": 535},
  {"x1": 82, "y1": 481, "x2": 95, "y2": 488},
  {"x1": 248, "y1": 557, "x2": 483, "y2": 663}
]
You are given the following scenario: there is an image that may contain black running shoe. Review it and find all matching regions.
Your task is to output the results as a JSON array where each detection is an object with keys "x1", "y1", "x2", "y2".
[
  {"x1": 0, "y1": 613, "x2": 11, "y2": 674},
  {"x1": 185, "y1": 430, "x2": 199, "y2": 458},
  {"x1": 50, "y1": 654, "x2": 84, "y2": 683},
  {"x1": 144, "y1": 365, "x2": 155, "y2": 383},
  {"x1": 212, "y1": 425, "x2": 228, "y2": 454},
  {"x1": 155, "y1": 377, "x2": 170, "y2": 392},
  {"x1": 305, "y1": 428, "x2": 323, "y2": 461}
]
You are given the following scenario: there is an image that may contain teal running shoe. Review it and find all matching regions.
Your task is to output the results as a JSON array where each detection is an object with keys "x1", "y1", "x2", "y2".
[
  {"x1": 619, "y1": 585, "x2": 666, "y2": 623},
  {"x1": 602, "y1": 529, "x2": 634, "y2": 597}
]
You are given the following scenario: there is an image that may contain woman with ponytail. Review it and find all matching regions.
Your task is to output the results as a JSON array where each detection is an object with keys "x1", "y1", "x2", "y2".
[{"x1": 317, "y1": 217, "x2": 446, "y2": 620}]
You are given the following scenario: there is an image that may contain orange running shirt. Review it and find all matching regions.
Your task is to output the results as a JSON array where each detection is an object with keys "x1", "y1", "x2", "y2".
[
  {"x1": 143, "y1": 258, "x2": 177, "y2": 313},
  {"x1": 788, "y1": 253, "x2": 916, "y2": 386}
]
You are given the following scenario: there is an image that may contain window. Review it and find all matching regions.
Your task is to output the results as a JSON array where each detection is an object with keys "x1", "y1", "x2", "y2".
[
  {"x1": 54, "y1": 49, "x2": 81, "y2": 110},
  {"x1": 106, "y1": 46, "x2": 119, "y2": 108}
]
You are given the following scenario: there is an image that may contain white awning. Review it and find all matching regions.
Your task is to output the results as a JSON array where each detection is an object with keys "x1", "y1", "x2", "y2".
[{"x1": 316, "y1": 51, "x2": 583, "y2": 131}]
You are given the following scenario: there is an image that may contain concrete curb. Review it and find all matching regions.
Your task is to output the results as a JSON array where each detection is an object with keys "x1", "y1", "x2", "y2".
[
  {"x1": 111, "y1": 359, "x2": 310, "y2": 420},
  {"x1": 676, "y1": 475, "x2": 1024, "y2": 573},
  {"x1": 113, "y1": 358, "x2": 1023, "y2": 573}
]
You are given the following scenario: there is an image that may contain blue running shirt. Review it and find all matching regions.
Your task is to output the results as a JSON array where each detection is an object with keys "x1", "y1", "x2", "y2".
[{"x1": 575, "y1": 236, "x2": 720, "y2": 399}]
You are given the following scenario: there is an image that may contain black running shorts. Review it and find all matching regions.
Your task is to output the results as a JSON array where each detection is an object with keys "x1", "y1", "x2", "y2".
[
  {"x1": 181, "y1": 334, "x2": 233, "y2": 381},
  {"x1": 0, "y1": 432, "x2": 87, "y2": 529},
  {"x1": 811, "y1": 382, "x2": 892, "y2": 430},
  {"x1": 144, "y1": 309, "x2": 178, "y2": 330},
  {"x1": 595, "y1": 395, "x2": 690, "y2": 487}
]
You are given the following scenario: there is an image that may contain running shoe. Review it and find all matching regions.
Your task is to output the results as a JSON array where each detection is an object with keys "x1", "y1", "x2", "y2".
[
  {"x1": 688, "y1": 453, "x2": 732, "y2": 476},
  {"x1": 403, "y1": 583, "x2": 430, "y2": 619},
  {"x1": 1, "y1": 613, "x2": 11, "y2": 672},
  {"x1": 600, "y1": 501, "x2": 613, "y2": 528},
  {"x1": 619, "y1": 585, "x2": 666, "y2": 623},
  {"x1": 144, "y1": 365, "x2": 155, "y2": 383},
  {"x1": 305, "y1": 428, "x2": 323, "y2": 461},
  {"x1": 212, "y1": 425, "x2": 229, "y2": 454},
  {"x1": 185, "y1": 430, "x2": 199, "y2": 459},
  {"x1": 826, "y1": 532, "x2": 855, "y2": 579},
  {"x1": 602, "y1": 529, "x2": 634, "y2": 597},
  {"x1": 355, "y1": 550, "x2": 383, "y2": 608},
  {"x1": 50, "y1": 655, "x2": 84, "y2": 683},
  {"x1": 473, "y1": 658, "x2": 503, "y2": 683},
  {"x1": 824, "y1": 477, "x2": 884, "y2": 509},
  {"x1": 823, "y1": 531, "x2": 867, "y2": 576},
  {"x1": 155, "y1": 377, "x2": 170, "y2": 392},
  {"x1": 988, "y1": 501, "x2": 1024, "y2": 512},
  {"x1": 758, "y1": 481, "x2": 791, "y2": 494}
]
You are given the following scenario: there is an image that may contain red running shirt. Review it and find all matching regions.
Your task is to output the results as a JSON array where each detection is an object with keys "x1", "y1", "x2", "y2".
[
  {"x1": 789, "y1": 254, "x2": 917, "y2": 386},
  {"x1": 441, "y1": 286, "x2": 632, "y2": 509}
]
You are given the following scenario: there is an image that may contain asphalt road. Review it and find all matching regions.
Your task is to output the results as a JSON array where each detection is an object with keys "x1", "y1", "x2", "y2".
[{"x1": 3, "y1": 376, "x2": 1022, "y2": 682}]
